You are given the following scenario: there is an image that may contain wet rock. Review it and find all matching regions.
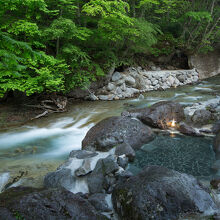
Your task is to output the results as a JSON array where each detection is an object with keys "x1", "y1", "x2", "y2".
[
  {"x1": 112, "y1": 72, "x2": 122, "y2": 82},
  {"x1": 87, "y1": 172, "x2": 105, "y2": 194},
  {"x1": 87, "y1": 156, "x2": 119, "y2": 194},
  {"x1": 75, "y1": 159, "x2": 92, "y2": 177},
  {"x1": 124, "y1": 101, "x2": 184, "y2": 129},
  {"x1": 44, "y1": 168, "x2": 75, "y2": 191},
  {"x1": 88, "y1": 193, "x2": 111, "y2": 212},
  {"x1": 115, "y1": 170, "x2": 133, "y2": 182},
  {"x1": 117, "y1": 155, "x2": 129, "y2": 169},
  {"x1": 82, "y1": 116, "x2": 154, "y2": 151},
  {"x1": 69, "y1": 150, "x2": 98, "y2": 159},
  {"x1": 112, "y1": 166, "x2": 218, "y2": 220},
  {"x1": 0, "y1": 187, "x2": 107, "y2": 220},
  {"x1": 178, "y1": 122, "x2": 202, "y2": 136},
  {"x1": 192, "y1": 109, "x2": 212, "y2": 125},
  {"x1": 115, "y1": 142, "x2": 135, "y2": 162}
]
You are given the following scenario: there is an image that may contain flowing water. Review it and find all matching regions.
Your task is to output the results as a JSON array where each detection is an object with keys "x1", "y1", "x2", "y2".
[{"x1": 0, "y1": 75, "x2": 220, "y2": 190}]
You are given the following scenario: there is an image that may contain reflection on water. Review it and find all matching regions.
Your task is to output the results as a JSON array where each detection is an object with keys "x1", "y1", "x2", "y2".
[{"x1": 0, "y1": 75, "x2": 219, "y2": 187}]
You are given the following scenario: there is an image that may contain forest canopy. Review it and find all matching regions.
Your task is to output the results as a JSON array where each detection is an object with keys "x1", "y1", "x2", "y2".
[{"x1": 0, "y1": 0, "x2": 220, "y2": 97}]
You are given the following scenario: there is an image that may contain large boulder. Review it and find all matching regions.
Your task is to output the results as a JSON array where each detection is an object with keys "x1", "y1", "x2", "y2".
[
  {"x1": 122, "y1": 101, "x2": 184, "y2": 129},
  {"x1": 112, "y1": 166, "x2": 218, "y2": 220},
  {"x1": 189, "y1": 49, "x2": 220, "y2": 79},
  {"x1": 82, "y1": 116, "x2": 155, "y2": 151},
  {"x1": 0, "y1": 187, "x2": 107, "y2": 220},
  {"x1": 191, "y1": 109, "x2": 212, "y2": 125}
]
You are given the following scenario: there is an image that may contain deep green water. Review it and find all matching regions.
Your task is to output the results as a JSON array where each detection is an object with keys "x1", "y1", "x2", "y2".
[{"x1": 129, "y1": 133, "x2": 215, "y2": 177}]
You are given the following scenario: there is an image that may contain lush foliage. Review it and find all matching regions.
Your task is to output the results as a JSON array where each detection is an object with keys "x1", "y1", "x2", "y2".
[{"x1": 0, "y1": 0, "x2": 219, "y2": 97}]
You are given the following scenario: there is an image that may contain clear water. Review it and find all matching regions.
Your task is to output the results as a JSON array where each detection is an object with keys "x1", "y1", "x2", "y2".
[
  {"x1": 129, "y1": 133, "x2": 215, "y2": 178},
  {"x1": 0, "y1": 75, "x2": 219, "y2": 187}
]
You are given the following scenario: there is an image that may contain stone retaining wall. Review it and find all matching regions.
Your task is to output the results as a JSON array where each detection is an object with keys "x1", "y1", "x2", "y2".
[{"x1": 91, "y1": 67, "x2": 199, "y2": 101}]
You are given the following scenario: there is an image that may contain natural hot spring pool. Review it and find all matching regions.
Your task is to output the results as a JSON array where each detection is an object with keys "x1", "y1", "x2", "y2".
[{"x1": 128, "y1": 133, "x2": 216, "y2": 178}]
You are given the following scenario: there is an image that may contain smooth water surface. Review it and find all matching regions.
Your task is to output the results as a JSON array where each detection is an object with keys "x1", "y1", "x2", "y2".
[{"x1": 129, "y1": 133, "x2": 215, "y2": 177}]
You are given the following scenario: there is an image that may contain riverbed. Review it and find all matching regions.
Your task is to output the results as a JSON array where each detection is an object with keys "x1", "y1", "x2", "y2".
[{"x1": 0, "y1": 75, "x2": 219, "y2": 190}]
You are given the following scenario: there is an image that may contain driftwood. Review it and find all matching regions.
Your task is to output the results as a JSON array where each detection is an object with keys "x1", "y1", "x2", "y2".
[{"x1": 25, "y1": 95, "x2": 68, "y2": 120}]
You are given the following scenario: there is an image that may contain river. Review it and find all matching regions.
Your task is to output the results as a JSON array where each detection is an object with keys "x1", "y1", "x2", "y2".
[{"x1": 0, "y1": 75, "x2": 219, "y2": 190}]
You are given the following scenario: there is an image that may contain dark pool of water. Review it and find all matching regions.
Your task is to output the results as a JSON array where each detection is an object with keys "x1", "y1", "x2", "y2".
[{"x1": 129, "y1": 133, "x2": 216, "y2": 177}]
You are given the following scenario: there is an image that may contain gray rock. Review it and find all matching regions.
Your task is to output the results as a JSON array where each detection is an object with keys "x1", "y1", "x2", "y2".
[
  {"x1": 192, "y1": 109, "x2": 212, "y2": 125},
  {"x1": 115, "y1": 87, "x2": 122, "y2": 95},
  {"x1": 107, "y1": 83, "x2": 116, "y2": 91},
  {"x1": 167, "y1": 75, "x2": 175, "y2": 86},
  {"x1": 151, "y1": 66, "x2": 157, "y2": 71},
  {"x1": 124, "y1": 75, "x2": 136, "y2": 86},
  {"x1": 152, "y1": 79, "x2": 158, "y2": 86},
  {"x1": 89, "y1": 93, "x2": 99, "y2": 101},
  {"x1": 87, "y1": 172, "x2": 105, "y2": 194},
  {"x1": 115, "y1": 142, "x2": 136, "y2": 162},
  {"x1": 98, "y1": 95, "x2": 114, "y2": 101},
  {"x1": 88, "y1": 193, "x2": 111, "y2": 212},
  {"x1": 0, "y1": 187, "x2": 106, "y2": 220},
  {"x1": 120, "y1": 83, "x2": 126, "y2": 91},
  {"x1": 87, "y1": 156, "x2": 119, "y2": 194},
  {"x1": 177, "y1": 74, "x2": 186, "y2": 83},
  {"x1": 112, "y1": 166, "x2": 218, "y2": 220},
  {"x1": 145, "y1": 79, "x2": 152, "y2": 85},
  {"x1": 193, "y1": 76, "x2": 199, "y2": 81},
  {"x1": 44, "y1": 168, "x2": 75, "y2": 191},
  {"x1": 69, "y1": 150, "x2": 98, "y2": 159},
  {"x1": 123, "y1": 101, "x2": 184, "y2": 129},
  {"x1": 75, "y1": 159, "x2": 92, "y2": 177},
  {"x1": 115, "y1": 79, "x2": 125, "y2": 86},
  {"x1": 138, "y1": 94, "x2": 144, "y2": 100},
  {"x1": 82, "y1": 116, "x2": 155, "y2": 151},
  {"x1": 178, "y1": 122, "x2": 202, "y2": 137},
  {"x1": 117, "y1": 155, "x2": 128, "y2": 169},
  {"x1": 112, "y1": 72, "x2": 122, "y2": 82},
  {"x1": 188, "y1": 50, "x2": 220, "y2": 79},
  {"x1": 135, "y1": 75, "x2": 147, "y2": 89}
]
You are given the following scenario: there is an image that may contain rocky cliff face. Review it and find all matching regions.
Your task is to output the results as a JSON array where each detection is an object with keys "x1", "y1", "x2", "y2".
[{"x1": 189, "y1": 49, "x2": 220, "y2": 79}]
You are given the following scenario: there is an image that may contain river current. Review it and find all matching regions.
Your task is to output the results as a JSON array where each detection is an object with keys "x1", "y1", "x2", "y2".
[{"x1": 0, "y1": 75, "x2": 219, "y2": 190}]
